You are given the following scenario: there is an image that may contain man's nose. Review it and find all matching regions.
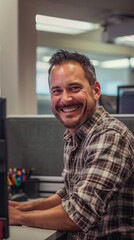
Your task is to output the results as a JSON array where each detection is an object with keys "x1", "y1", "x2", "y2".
[{"x1": 62, "y1": 90, "x2": 73, "y2": 103}]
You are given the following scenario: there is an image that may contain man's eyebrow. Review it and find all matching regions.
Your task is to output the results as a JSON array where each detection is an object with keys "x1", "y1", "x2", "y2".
[
  {"x1": 50, "y1": 85, "x2": 61, "y2": 90},
  {"x1": 68, "y1": 82, "x2": 82, "y2": 87}
]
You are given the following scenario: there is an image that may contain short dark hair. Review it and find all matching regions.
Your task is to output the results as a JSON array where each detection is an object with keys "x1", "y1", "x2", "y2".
[{"x1": 48, "y1": 49, "x2": 97, "y2": 86}]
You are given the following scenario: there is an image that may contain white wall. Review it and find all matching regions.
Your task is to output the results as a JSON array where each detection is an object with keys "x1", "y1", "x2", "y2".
[
  {"x1": 0, "y1": 0, "x2": 37, "y2": 115},
  {"x1": 0, "y1": 0, "x2": 19, "y2": 114}
]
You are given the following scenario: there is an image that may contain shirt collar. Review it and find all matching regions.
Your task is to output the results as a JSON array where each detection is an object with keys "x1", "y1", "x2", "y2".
[{"x1": 63, "y1": 106, "x2": 107, "y2": 141}]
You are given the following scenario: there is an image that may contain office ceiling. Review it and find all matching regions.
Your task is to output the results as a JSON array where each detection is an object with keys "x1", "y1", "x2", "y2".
[
  {"x1": 37, "y1": 0, "x2": 134, "y2": 63},
  {"x1": 38, "y1": 0, "x2": 134, "y2": 25}
]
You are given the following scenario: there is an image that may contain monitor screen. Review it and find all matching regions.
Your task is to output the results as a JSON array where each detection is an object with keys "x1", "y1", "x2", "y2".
[
  {"x1": 0, "y1": 98, "x2": 9, "y2": 239},
  {"x1": 117, "y1": 85, "x2": 134, "y2": 114}
]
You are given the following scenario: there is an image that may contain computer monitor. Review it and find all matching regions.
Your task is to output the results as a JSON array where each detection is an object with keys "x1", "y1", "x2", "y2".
[
  {"x1": 0, "y1": 98, "x2": 9, "y2": 239},
  {"x1": 117, "y1": 85, "x2": 134, "y2": 114}
]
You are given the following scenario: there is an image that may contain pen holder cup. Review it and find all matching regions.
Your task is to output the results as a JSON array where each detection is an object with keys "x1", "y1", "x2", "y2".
[{"x1": 24, "y1": 178, "x2": 39, "y2": 199}]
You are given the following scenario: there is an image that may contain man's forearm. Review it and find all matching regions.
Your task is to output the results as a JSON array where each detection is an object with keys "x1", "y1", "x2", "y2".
[
  {"x1": 29, "y1": 194, "x2": 62, "y2": 210},
  {"x1": 9, "y1": 194, "x2": 81, "y2": 231},
  {"x1": 19, "y1": 204, "x2": 80, "y2": 231},
  {"x1": 12, "y1": 193, "x2": 62, "y2": 212}
]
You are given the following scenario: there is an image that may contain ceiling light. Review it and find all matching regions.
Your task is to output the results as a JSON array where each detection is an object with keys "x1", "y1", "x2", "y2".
[
  {"x1": 100, "y1": 58, "x2": 132, "y2": 68},
  {"x1": 35, "y1": 15, "x2": 99, "y2": 35},
  {"x1": 114, "y1": 35, "x2": 134, "y2": 47},
  {"x1": 130, "y1": 58, "x2": 134, "y2": 67},
  {"x1": 91, "y1": 60, "x2": 99, "y2": 66}
]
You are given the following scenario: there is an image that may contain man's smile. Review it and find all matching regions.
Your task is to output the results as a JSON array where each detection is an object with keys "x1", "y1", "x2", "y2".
[{"x1": 59, "y1": 105, "x2": 80, "y2": 113}]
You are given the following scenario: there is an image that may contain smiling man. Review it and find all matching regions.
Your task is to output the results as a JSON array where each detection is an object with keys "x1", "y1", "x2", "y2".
[
  {"x1": 49, "y1": 59, "x2": 100, "y2": 133},
  {"x1": 9, "y1": 50, "x2": 134, "y2": 240}
]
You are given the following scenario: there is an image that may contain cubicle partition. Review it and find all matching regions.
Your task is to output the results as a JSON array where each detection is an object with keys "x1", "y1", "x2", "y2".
[
  {"x1": 6, "y1": 115, "x2": 65, "y2": 176},
  {"x1": 113, "y1": 114, "x2": 134, "y2": 134},
  {"x1": 6, "y1": 114, "x2": 134, "y2": 198},
  {"x1": 6, "y1": 115, "x2": 65, "y2": 197}
]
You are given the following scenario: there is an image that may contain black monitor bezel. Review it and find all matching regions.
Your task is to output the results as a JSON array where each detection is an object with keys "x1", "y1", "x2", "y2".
[
  {"x1": 117, "y1": 85, "x2": 134, "y2": 114},
  {"x1": 0, "y1": 98, "x2": 9, "y2": 239}
]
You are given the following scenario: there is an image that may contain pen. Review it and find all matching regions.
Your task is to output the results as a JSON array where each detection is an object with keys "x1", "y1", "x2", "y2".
[
  {"x1": 27, "y1": 168, "x2": 34, "y2": 179},
  {"x1": 7, "y1": 176, "x2": 13, "y2": 186},
  {"x1": 20, "y1": 168, "x2": 26, "y2": 183},
  {"x1": 13, "y1": 174, "x2": 20, "y2": 187}
]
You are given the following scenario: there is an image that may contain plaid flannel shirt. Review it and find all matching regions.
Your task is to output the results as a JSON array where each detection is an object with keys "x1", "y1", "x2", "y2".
[{"x1": 57, "y1": 107, "x2": 134, "y2": 240}]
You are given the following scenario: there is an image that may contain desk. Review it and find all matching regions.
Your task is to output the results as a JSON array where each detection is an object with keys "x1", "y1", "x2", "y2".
[{"x1": 6, "y1": 226, "x2": 67, "y2": 240}]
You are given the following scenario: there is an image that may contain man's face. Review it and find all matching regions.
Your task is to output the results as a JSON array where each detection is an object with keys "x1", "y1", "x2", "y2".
[{"x1": 49, "y1": 62, "x2": 100, "y2": 134}]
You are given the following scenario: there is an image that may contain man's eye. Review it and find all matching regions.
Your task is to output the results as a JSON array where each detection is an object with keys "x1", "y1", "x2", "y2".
[
  {"x1": 70, "y1": 86, "x2": 81, "y2": 92},
  {"x1": 51, "y1": 89, "x2": 62, "y2": 95}
]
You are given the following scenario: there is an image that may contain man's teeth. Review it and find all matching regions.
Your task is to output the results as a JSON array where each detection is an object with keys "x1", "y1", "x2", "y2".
[{"x1": 62, "y1": 106, "x2": 78, "y2": 112}]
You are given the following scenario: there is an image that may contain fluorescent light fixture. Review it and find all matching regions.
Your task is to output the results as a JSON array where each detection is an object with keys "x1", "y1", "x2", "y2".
[
  {"x1": 115, "y1": 35, "x2": 134, "y2": 47},
  {"x1": 91, "y1": 60, "x2": 99, "y2": 66},
  {"x1": 35, "y1": 15, "x2": 99, "y2": 34},
  {"x1": 130, "y1": 58, "x2": 134, "y2": 67},
  {"x1": 100, "y1": 58, "x2": 134, "y2": 69}
]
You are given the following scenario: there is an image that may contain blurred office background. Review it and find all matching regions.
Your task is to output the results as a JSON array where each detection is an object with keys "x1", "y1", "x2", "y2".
[{"x1": 0, "y1": 0, "x2": 134, "y2": 115}]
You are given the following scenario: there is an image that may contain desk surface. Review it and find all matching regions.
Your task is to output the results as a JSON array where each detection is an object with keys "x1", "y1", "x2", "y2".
[{"x1": 6, "y1": 226, "x2": 67, "y2": 240}]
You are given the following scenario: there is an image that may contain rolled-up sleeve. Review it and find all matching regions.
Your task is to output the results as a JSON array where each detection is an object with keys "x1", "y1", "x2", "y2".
[
  {"x1": 56, "y1": 186, "x2": 67, "y2": 199},
  {"x1": 60, "y1": 129, "x2": 133, "y2": 234}
]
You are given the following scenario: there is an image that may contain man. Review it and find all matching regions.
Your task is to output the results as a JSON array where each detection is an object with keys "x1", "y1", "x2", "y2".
[{"x1": 9, "y1": 50, "x2": 134, "y2": 239}]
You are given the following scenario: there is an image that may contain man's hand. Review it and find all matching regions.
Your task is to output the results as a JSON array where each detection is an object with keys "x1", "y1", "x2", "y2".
[
  {"x1": 8, "y1": 200, "x2": 33, "y2": 212},
  {"x1": 8, "y1": 205, "x2": 22, "y2": 225},
  {"x1": 9, "y1": 200, "x2": 21, "y2": 207}
]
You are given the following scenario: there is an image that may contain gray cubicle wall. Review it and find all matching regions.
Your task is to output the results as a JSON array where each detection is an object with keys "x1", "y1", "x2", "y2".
[
  {"x1": 6, "y1": 114, "x2": 134, "y2": 177},
  {"x1": 6, "y1": 115, "x2": 65, "y2": 176},
  {"x1": 113, "y1": 114, "x2": 134, "y2": 135},
  {"x1": 6, "y1": 114, "x2": 134, "y2": 197}
]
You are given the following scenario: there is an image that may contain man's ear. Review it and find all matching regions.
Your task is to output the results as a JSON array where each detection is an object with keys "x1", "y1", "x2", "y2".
[{"x1": 93, "y1": 81, "x2": 101, "y2": 101}]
